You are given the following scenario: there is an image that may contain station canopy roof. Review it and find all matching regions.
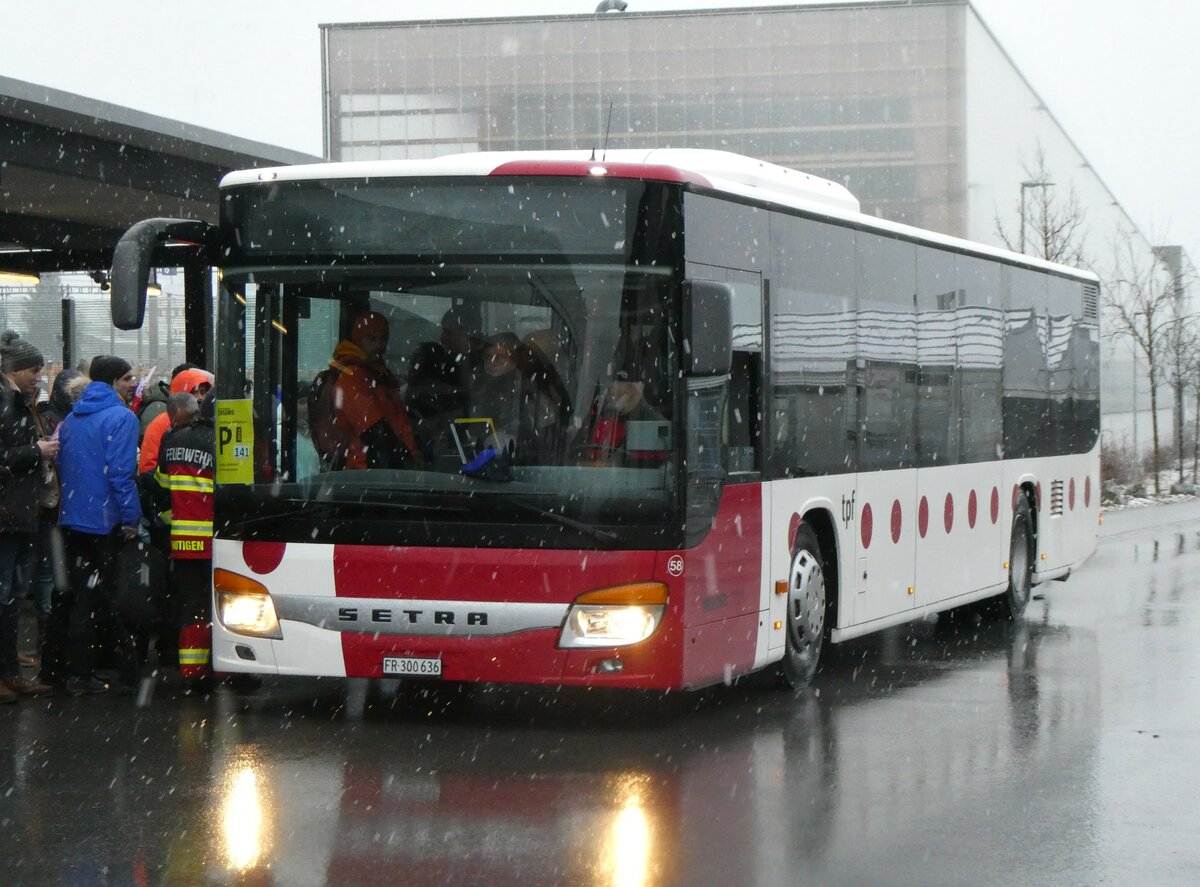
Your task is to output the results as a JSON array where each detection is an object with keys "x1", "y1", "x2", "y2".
[{"x1": 0, "y1": 75, "x2": 319, "y2": 275}]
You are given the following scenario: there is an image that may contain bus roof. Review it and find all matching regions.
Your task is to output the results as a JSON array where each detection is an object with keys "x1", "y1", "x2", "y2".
[{"x1": 221, "y1": 149, "x2": 1098, "y2": 283}]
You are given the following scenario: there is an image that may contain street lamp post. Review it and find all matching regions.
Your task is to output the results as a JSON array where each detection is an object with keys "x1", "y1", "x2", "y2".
[
  {"x1": 1019, "y1": 180, "x2": 1053, "y2": 255},
  {"x1": 1131, "y1": 338, "x2": 1139, "y2": 458}
]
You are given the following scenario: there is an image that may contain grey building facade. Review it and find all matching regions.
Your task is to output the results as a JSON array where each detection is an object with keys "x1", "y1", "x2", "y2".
[
  {"x1": 323, "y1": 1, "x2": 964, "y2": 235},
  {"x1": 320, "y1": 1, "x2": 1178, "y2": 451}
]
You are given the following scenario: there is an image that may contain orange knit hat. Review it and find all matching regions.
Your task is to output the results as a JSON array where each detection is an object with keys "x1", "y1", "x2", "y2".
[{"x1": 170, "y1": 368, "x2": 214, "y2": 395}]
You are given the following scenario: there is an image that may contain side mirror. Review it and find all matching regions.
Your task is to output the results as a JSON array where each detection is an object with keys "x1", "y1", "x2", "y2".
[
  {"x1": 683, "y1": 280, "x2": 733, "y2": 376},
  {"x1": 111, "y1": 218, "x2": 217, "y2": 329}
]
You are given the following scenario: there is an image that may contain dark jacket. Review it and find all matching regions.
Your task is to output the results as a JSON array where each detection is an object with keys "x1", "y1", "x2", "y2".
[
  {"x1": 137, "y1": 379, "x2": 170, "y2": 436},
  {"x1": 0, "y1": 378, "x2": 44, "y2": 534},
  {"x1": 56, "y1": 381, "x2": 141, "y2": 535}
]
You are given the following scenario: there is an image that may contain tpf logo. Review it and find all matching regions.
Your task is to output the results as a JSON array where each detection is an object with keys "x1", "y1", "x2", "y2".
[{"x1": 666, "y1": 555, "x2": 685, "y2": 577}]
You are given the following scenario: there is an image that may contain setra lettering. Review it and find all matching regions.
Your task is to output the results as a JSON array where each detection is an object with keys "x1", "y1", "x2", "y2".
[{"x1": 327, "y1": 607, "x2": 492, "y2": 627}]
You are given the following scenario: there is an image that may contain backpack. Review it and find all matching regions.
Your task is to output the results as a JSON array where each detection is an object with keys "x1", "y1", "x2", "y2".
[
  {"x1": 136, "y1": 380, "x2": 170, "y2": 436},
  {"x1": 307, "y1": 367, "x2": 348, "y2": 470}
]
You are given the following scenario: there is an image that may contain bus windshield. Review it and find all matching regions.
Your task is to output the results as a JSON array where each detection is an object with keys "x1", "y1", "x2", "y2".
[{"x1": 215, "y1": 178, "x2": 686, "y2": 549}]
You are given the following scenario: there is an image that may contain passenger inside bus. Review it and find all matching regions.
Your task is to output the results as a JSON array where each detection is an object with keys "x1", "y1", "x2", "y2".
[
  {"x1": 520, "y1": 328, "x2": 572, "y2": 465},
  {"x1": 400, "y1": 305, "x2": 489, "y2": 468},
  {"x1": 615, "y1": 308, "x2": 672, "y2": 417},
  {"x1": 403, "y1": 313, "x2": 576, "y2": 470},
  {"x1": 314, "y1": 311, "x2": 422, "y2": 470},
  {"x1": 438, "y1": 304, "x2": 485, "y2": 378},
  {"x1": 470, "y1": 332, "x2": 524, "y2": 438},
  {"x1": 404, "y1": 340, "x2": 470, "y2": 466},
  {"x1": 581, "y1": 368, "x2": 670, "y2": 467}
]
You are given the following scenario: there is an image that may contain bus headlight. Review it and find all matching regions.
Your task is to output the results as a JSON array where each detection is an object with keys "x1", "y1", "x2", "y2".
[
  {"x1": 558, "y1": 582, "x2": 667, "y2": 648},
  {"x1": 215, "y1": 569, "x2": 283, "y2": 639}
]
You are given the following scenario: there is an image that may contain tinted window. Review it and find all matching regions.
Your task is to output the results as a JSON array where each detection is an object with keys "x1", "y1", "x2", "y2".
[
  {"x1": 767, "y1": 215, "x2": 856, "y2": 477},
  {"x1": 1003, "y1": 268, "x2": 1050, "y2": 458},
  {"x1": 957, "y1": 256, "x2": 1004, "y2": 463},
  {"x1": 856, "y1": 233, "x2": 917, "y2": 470},
  {"x1": 1045, "y1": 276, "x2": 1099, "y2": 454},
  {"x1": 684, "y1": 193, "x2": 768, "y2": 271},
  {"x1": 225, "y1": 178, "x2": 654, "y2": 259},
  {"x1": 915, "y1": 247, "x2": 958, "y2": 467}
]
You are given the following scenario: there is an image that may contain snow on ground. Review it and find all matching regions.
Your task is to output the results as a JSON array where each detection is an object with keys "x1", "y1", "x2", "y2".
[
  {"x1": 1102, "y1": 465, "x2": 1200, "y2": 511},
  {"x1": 1103, "y1": 492, "x2": 1198, "y2": 512}
]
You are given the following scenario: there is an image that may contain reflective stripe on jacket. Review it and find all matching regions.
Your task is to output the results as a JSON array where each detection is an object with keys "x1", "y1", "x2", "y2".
[{"x1": 153, "y1": 419, "x2": 215, "y2": 560}]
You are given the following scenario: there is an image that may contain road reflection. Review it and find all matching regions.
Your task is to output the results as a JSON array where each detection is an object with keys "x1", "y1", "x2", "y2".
[
  {"x1": 222, "y1": 764, "x2": 268, "y2": 872},
  {"x1": 0, "y1": 602, "x2": 1102, "y2": 887},
  {"x1": 229, "y1": 609, "x2": 1095, "y2": 885}
]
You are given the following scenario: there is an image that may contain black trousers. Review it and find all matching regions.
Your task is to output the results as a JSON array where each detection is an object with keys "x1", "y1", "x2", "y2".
[
  {"x1": 169, "y1": 558, "x2": 211, "y2": 630},
  {"x1": 58, "y1": 528, "x2": 138, "y2": 684}
]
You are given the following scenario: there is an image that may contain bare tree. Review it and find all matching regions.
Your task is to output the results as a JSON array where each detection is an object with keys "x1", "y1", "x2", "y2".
[
  {"x1": 1186, "y1": 347, "x2": 1200, "y2": 484},
  {"x1": 1163, "y1": 309, "x2": 1198, "y2": 485},
  {"x1": 1151, "y1": 247, "x2": 1199, "y2": 487},
  {"x1": 995, "y1": 145, "x2": 1091, "y2": 268},
  {"x1": 1105, "y1": 236, "x2": 1179, "y2": 495}
]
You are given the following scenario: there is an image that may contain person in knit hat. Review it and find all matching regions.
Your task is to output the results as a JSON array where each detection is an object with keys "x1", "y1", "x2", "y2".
[
  {"x1": 0, "y1": 337, "x2": 43, "y2": 376},
  {"x1": 51, "y1": 354, "x2": 141, "y2": 695},
  {"x1": 0, "y1": 335, "x2": 57, "y2": 701},
  {"x1": 87, "y1": 355, "x2": 136, "y2": 400}
]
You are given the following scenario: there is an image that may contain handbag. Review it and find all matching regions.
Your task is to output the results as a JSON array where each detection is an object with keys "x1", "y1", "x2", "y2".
[
  {"x1": 38, "y1": 459, "x2": 59, "y2": 511},
  {"x1": 31, "y1": 404, "x2": 60, "y2": 511}
]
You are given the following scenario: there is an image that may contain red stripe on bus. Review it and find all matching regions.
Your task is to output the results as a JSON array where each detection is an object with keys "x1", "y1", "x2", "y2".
[{"x1": 489, "y1": 159, "x2": 712, "y2": 188}]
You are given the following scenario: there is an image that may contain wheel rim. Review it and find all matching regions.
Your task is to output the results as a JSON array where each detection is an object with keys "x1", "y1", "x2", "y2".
[{"x1": 788, "y1": 548, "x2": 825, "y2": 666}]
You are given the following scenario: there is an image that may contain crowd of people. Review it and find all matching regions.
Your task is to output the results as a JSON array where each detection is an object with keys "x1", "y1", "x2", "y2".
[
  {"x1": 0, "y1": 305, "x2": 670, "y2": 705},
  {"x1": 0, "y1": 331, "x2": 215, "y2": 703}
]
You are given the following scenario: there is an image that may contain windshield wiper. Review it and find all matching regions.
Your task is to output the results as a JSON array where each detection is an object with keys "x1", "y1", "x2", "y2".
[
  {"x1": 222, "y1": 493, "x2": 617, "y2": 545},
  {"x1": 510, "y1": 500, "x2": 620, "y2": 546},
  {"x1": 223, "y1": 503, "x2": 334, "y2": 528}
]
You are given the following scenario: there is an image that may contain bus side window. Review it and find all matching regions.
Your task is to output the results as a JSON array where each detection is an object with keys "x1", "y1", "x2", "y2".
[{"x1": 726, "y1": 350, "x2": 761, "y2": 475}]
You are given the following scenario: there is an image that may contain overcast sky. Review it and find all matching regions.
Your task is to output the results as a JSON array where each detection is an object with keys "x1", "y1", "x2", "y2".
[{"x1": 3, "y1": 1, "x2": 1196, "y2": 258}]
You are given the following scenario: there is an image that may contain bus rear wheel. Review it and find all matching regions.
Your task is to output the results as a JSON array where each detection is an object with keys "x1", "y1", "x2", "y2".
[
  {"x1": 1002, "y1": 494, "x2": 1034, "y2": 619},
  {"x1": 777, "y1": 526, "x2": 827, "y2": 688}
]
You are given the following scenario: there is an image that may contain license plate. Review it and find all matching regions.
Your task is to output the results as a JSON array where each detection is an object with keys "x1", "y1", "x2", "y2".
[{"x1": 382, "y1": 656, "x2": 442, "y2": 678}]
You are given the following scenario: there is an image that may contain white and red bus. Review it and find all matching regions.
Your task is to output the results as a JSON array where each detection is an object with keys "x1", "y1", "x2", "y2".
[{"x1": 112, "y1": 149, "x2": 1100, "y2": 690}]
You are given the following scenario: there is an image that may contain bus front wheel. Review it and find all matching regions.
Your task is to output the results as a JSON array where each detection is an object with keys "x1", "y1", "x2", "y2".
[
  {"x1": 1002, "y1": 494, "x2": 1035, "y2": 619},
  {"x1": 777, "y1": 526, "x2": 827, "y2": 688}
]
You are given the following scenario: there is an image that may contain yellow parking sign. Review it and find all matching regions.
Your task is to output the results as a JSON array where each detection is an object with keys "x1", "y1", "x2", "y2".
[{"x1": 215, "y1": 399, "x2": 254, "y2": 484}]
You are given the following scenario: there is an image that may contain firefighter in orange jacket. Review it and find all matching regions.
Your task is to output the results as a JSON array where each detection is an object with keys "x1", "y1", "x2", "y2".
[{"x1": 150, "y1": 390, "x2": 215, "y2": 683}]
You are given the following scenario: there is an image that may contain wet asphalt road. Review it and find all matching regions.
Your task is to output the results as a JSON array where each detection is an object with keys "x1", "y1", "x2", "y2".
[{"x1": 2, "y1": 502, "x2": 1199, "y2": 886}]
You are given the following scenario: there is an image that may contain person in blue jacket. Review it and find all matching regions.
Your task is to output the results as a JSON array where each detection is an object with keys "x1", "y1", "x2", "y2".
[{"x1": 51, "y1": 355, "x2": 141, "y2": 696}]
